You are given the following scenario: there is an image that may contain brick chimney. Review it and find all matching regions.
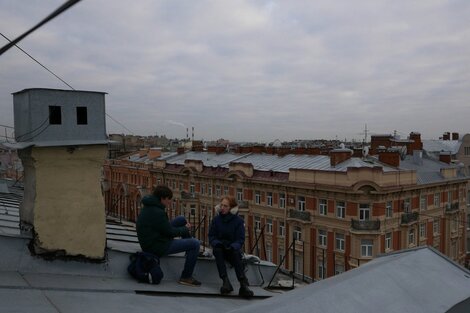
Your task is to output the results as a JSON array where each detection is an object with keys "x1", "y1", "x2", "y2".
[
  {"x1": 452, "y1": 132, "x2": 459, "y2": 140},
  {"x1": 408, "y1": 132, "x2": 423, "y2": 154},
  {"x1": 147, "y1": 147, "x2": 162, "y2": 159},
  {"x1": 439, "y1": 152, "x2": 452, "y2": 164},
  {"x1": 378, "y1": 150, "x2": 400, "y2": 167},
  {"x1": 252, "y1": 145, "x2": 265, "y2": 154},
  {"x1": 370, "y1": 134, "x2": 393, "y2": 154},
  {"x1": 330, "y1": 149, "x2": 352, "y2": 166},
  {"x1": 177, "y1": 147, "x2": 185, "y2": 154}
]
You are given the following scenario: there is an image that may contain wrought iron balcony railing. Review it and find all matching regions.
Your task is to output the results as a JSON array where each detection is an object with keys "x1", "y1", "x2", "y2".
[
  {"x1": 351, "y1": 219, "x2": 381, "y2": 231},
  {"x1": 288, "y1": 209, "x2": 311, "y2": 222},
  {"x1": 401, "y1": 212, "x2": 419, "y2": 224}
]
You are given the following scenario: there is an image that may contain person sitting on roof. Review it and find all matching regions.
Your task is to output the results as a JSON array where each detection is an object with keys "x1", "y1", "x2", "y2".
[
  {"x1": 136, "y1": 185, "x2": 201, "y2": 286},
  {"x1": 209, "y1": 196, "x2": 254, "y2": 298}
]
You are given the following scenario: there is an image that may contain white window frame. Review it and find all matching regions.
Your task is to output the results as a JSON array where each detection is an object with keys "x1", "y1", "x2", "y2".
[
  {"x1": 266, "y1": 218, "x2": 273, "y2": 234},
  {"x1": 433, "y1": 218, "x2": 440, "y2": 234},
  {"x1": 335, "y1": 233, "x2": 345, "y2": 251},
  {"x1": 434, "y1": 193, "x2": 440, "y2": 207},
  {"x1": 318, "y1": 261, "x2": 326, "y2": 279},
  {"x1": 279, "y1": 193, "x2": 286, "y2": 208},
  {"x1": 420, "y1": 195, "x2": 426, "y2": 211},
  {"x1": 419, "y1": 222, "x2": 426, "y2": 238},
  {"x1": 404, "y1": 198, "x2": 411, "y2": 213},
  {"x1": 318, "y1": 229, "x2": 327, "y2": 247},
  {"x1": 255, "y1": 216, "x2": 261, "y2": 231},
  {"x1": 190, "y1": 182, "x2": 195, "y2": 195},
  {"x1": 223, "y1": 186, "x2": 229, "y2": 196},
  {"x1": 266, "y1": 245, "x2": 272, "y2": 263},
  {"x1": 359, "y1": 204, "x2": 370, "y2": 221},
  {"x1": 319, "y1": 199, "x2": 327, "y2": 216},
  {"x1": 335, "y1": 264, "x2": 344, "y2": 275},
  {"x1": 297, "y1": 196, "x2": 306, "y2": 211},
  {"x1": 267, "y1": 192, "x2": 273, "y2": 207},
  {"x1": 361, "y1": 239, "x2": 373, "y2": 257},
  {"x1": 255, "y1": 191, "x2": 261, "y2": 204},
  {"x1": 293, "y1": 226, "x2": 302, "y2": 241},
  {"x1": 386, "y1": 201, "x2": 393, "y2": 218},
  {"x1": 408, "y1": 228, "x2": 415, "y2": 245},
  {"x1": 208, "y1": 184, "x2": 212, "y2": 196},
  {"x1": 201, "y1": 183, "x2": 206, "y2": 195},
  {"x1": 216, "y1": 185, "x2": 221, "y2": 197},
  {"x1": 336, "y1": 201, "x2": 345, "y2": 219},
  {"x1": 385, "y1": 232, "x2": 392, "y2": 250},
  {"x1": 279, "y1": 221, "x2": 285, "y2": 237},
  {"x1": 236, "y1": 188, "x2": 243, "y2": 201}
]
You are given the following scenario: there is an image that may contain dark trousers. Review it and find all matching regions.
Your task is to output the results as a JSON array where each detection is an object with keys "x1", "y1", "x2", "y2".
[{"x1": 213, "y1": 246, "x2": 245, "y2": 281}]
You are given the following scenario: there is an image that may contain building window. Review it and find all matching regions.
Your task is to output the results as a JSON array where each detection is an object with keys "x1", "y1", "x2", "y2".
[
  {"x1": 279, "y1": 221, "x2": 285, "y2": 237},
  {"x1": 224, "y1": 186, "x2": 229, "y2": 196},
  {"x1": 297, "y1": 196, "x2": 306, "y2": 211},
  {"x1": 236, "y1": 188, "x2": 243, "y2": 201},
  {"x1": 190, "y1": 182, "x2": 195, "y2": 195},
  {"x1": 76, "y1": 106, "x2": 88, "y2": 125},
  {"x1": 279, "y1": 193, "x2": 286, "y2": 208},
  {"x1": 255, "y1": 191, "x2": 261, "y2": 204},
  {"x1": 279, "y1": 248, "x2": 285, "y2": 265},
  {"x1": 179, "y1": 182, "x2": 183, "y2": 191},
  {"x1": 293, "y1": 226, "x2": 302, "y2": 241},
  {"x1": 419, "y1": 223, "x2": 426, "y2": 238},
  {"x1": 266, "y1": 245, "x2": 272, "y2": 263},
  {"x1": 266, "y1": 218, "x2": 273, "y2": 234},
  {"x1": 335, "y1": 233, "x2": 345, "y2": 251},
  {"x1": 336, "y1": 201, "x2": 345, "y2": 219},
  {"x1": 434, "y1": 193, "x2": 440, "y2": 208},
  {"x1": 420, "y1": 195, "x2": 426, "y2": 211},
  {"x1": 433, "y1": 218, "x2": 440, "y2": 234},
  {"x1": 359, "y1": 204, "x2": 370, "y2": 221},
  {"x1": 201, "y1": 183, "x2": 206, "y2": 195},
  {"x1": 208, "y1": 184, "x2": 212, "y2": 196},
  {"x1": 465, "y1": 146, "x2": 470, "y2": 156},
  {"x1": 319, "y1": 199, "x2": 327, "y2": 216},
  {"x1": 318, "y1": 261, "x2": 326, "y2": 279},
  {"x1": 216, "y1": 185, "x2": 221, "y2": 197},
  {"x1": 404, "y1": 198, "x2": 410, "y2": 213},
  {"x1": 318, "y1": 229, "x2": 327, "y2": 247},
  {"x1": 49, "y1": 105, "x2": 62, "y2": 125},
  {"x1": 386, "y1": 201, "x2": 393, "y2": 218},
  {"x1": 294, "y1": 256, "x2": 303, "y2": 274},
  {"x1": 267, "y1": 192, "x2": 273, "y2": 206},
  {"x1": 255, "y1": 216, "x2": 261, "y2": 231},
  {"x1": 361, "y1": 239, "x2": 373, "y2": 257},
  {"x1": 190, "y1": 205, "x2": 196, "y2": 216},
  {"x1": 408, "y1": 229, "x2": 415, "y2": 246},
  {"x1": 335, "y1": 264, "x2": 344, "y2": 275},
  {"x1": 448, "y1": 191, "x2": 452, "y2": 204},
  {"x1": 385, "y1": 232, "x2": 392, "y2": 250}
]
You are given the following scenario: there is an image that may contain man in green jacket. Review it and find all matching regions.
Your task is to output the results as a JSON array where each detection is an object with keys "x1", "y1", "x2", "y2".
[{"x1": 137, "y1": 185, "x2": 201, "y2": 286}]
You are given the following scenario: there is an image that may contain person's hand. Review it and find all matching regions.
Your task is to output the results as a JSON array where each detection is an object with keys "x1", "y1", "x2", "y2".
[{"x1": 185, "y1": 222, "x2": 192, "y2": 229}]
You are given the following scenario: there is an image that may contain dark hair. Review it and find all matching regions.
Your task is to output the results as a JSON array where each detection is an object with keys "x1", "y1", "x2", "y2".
[
  {"x1": 153, "y1": 185, "x2": 173, "y2": 199},
  {"x1": 221, "y1": 196, "x2": 237, "y2": 208}
]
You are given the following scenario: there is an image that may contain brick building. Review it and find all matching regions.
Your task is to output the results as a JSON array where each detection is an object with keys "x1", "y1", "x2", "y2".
[{"x1": 103, "y1": 132, "x2": 468, "y2": 280}]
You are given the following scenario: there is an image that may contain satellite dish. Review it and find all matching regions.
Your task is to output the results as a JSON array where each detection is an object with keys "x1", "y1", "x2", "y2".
[
  {"x1": 339, "y1": 143, "x2": 345, "y2": 149},
  {"x1": 362, "y1": 146, "x2": 369, "y2": 157}
]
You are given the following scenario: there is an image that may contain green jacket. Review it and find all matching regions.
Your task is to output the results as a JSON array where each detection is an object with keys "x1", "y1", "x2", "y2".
[{"x1": 136, "y1": 195, "x2": 189, "y2": 256}]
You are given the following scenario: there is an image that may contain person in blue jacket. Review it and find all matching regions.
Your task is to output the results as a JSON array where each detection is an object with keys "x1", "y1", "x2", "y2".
[{"x1": 208, "y1": 196, "x2": 254, "y2": 298}]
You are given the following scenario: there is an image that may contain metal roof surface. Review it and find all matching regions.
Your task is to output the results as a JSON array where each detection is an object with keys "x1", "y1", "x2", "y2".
[
  {"x1": 228, "y1": 247, "x2": 470, "y2": 313},
  {"x1": 422, "y1": 140, "x2": 462, "y2": 155}
]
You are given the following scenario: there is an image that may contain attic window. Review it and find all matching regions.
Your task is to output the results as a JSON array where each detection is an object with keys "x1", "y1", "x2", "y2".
[
  {"x1": 49, "y1": 106, "x2": 62, "y2": 125},
  {"x1": 76, "y1": 107, "x2": 88, "y2": 125}
]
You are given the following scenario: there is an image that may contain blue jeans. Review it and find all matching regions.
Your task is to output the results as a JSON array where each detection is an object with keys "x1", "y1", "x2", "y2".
[{"x1": 165, "y1": 216, "x2": 200, "y2": 279}]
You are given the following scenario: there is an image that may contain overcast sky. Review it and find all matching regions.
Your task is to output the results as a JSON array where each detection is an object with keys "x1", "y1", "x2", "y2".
[{"x1": 1, "y1": 0, "x2": 469, "y2": 142}]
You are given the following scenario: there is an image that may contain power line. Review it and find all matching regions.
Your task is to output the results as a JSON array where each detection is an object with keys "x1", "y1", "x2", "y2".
[
  {"x1": 1, "y1": 33, "x2": 75, "y2": 90},
  {"x1": 0, "y1": 0, "x2": 83, "y2": 56},
  {"x1": 106, "y1": 113, "x2": 134, "y2": 135}
]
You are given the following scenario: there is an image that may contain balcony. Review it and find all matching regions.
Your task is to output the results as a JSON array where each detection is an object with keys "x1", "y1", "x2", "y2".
[
  {"x1": 238, "y1": 200, "x2": 249, "y2": 209},
  {"x1": 401, "y1": 212, "x2": 419, "y2": 225},
  {"x1": 288, "y1": 209, "x2": 311, "y2": 222},
  {"x1": 351, "y1": 219, "x2": 380, "y2": 231},
  {"x1": 445, "y1": 202, "x2": 459, "y2": 214},
  {"x1": 180, "y1": 191, "x2": 197, "y2": 200}
]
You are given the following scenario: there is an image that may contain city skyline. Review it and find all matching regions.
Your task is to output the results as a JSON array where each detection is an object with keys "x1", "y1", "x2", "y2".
[{"x1": 1, "y1": 1, "x2": 470, "y2": 142}]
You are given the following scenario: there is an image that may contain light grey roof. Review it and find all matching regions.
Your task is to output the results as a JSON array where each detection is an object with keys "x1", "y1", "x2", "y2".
[
  {"x1": 0, "y1": 184, "x2": 279, "y2": 312},
  {"x1": 161, "y1": 152, "x2": 398, "y2": 173},
  {"x1": 423, "y1": 140, "x2": 462, "y2": 155},
  {"x1": 228, "y1": 247, "x2": 470, "y2": 313},
  {"x1": 2, "y1": 139, "x2": 110, "y2": 149}
]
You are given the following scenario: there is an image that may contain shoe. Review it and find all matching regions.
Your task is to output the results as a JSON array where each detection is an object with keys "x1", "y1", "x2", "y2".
[
  {"x1": 220, "y1": 276, "x2": 234, "y2": 294},
  {"x1": 238, "y1": 278, "x2": 254, "y2": 298},
  {"x1": 178, "y1": 277, "x2": 202, "y2": 287}
]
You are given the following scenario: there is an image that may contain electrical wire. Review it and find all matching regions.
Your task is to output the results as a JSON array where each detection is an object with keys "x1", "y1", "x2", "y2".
[
  {"x1": 15, "y1": 116, "x2": 50, "y2": 141},
  {"x1": 1, "y1": 33, "x2": 75, "y2": 90},
  {"x1": 0, "y1": 0, "x2": 83, "y2": 56}
]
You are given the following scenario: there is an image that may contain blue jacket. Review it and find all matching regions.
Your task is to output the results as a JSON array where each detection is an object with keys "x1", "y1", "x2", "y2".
[{"x1": 208, "y1": 210, "x2": 245, "y2": 251}]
